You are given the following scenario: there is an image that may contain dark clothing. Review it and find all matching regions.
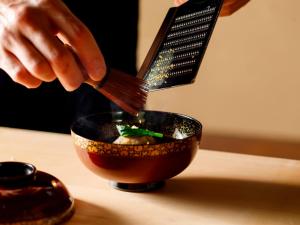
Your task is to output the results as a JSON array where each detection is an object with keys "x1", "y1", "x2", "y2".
[{"x1": 0, "y1": 1, "x2": 139, "y2": 133}]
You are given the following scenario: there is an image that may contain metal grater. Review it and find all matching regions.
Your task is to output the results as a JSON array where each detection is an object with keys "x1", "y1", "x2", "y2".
[{"x1": 137, "y1": 0, "x2": 223, "y2": 91}]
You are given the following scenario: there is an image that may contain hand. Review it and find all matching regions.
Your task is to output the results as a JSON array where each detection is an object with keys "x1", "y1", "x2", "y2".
[
  {"x1": 0, "y1": 0, "x2": 106, "y2": 91},
  {"x1": 173, "y1": 0, "x2": 251, "y2": 16},
  {"x1": 220, "y1": 0, "x2": 250, "y2": 16}
]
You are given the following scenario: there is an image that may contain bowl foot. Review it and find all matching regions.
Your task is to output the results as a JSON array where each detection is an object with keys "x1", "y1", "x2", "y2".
[{"x1": 109, "y1": 181, "x2": 165, "y2": 192}]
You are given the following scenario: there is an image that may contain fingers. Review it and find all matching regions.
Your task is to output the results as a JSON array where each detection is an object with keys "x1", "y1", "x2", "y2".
[
  {"x1": 174, "y1": 0, "x2": 188, "y2": 7},
  {"x1": 0, "y1": 0, "x2": 105, "y2": 91},
  {"x1": 18, "y1": 12, "x2": 85, "y2": 91},
  {"x1": 173, "y1": 0, "x2": 250, "y2": 16},
  {"x1": 43, "y1": 0, "x2": 106, "y2": 82},
  {"x1": 0, "y1": 48, "x2": 42, "y2": 88},
  {"x1": 220, "y1": 0, "x2": 251, "y2": 16},
  {"x1": 1, "y1": 26, "x2": 56, "y2": 82}
]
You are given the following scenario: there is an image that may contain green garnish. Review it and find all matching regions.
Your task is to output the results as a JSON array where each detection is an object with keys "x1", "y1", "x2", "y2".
[{"x1": 116, "y1": 125, "x2": 163, "y2": 138}]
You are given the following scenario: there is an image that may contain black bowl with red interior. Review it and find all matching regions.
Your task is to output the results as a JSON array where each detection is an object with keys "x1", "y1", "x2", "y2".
[{"x1": 71, "y1": 110, "x2": 202, "y2": 192}]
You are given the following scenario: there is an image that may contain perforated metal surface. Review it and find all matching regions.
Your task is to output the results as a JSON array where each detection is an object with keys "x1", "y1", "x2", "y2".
[{"x1": 138, "y1": 0, "x2": 223, "y2": 90}]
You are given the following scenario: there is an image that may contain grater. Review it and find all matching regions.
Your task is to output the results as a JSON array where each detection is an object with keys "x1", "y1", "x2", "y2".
[{"x1": 137, "y1": 0, "x2": 223, "y2": 91}]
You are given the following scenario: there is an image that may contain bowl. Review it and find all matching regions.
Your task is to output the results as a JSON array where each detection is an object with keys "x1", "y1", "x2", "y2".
[{"x1": 71, "y1": 110, "x2": 202, "y2": 192}]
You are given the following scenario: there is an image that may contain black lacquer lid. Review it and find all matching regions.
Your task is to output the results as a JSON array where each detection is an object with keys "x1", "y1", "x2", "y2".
[{"x1": 0, "y1": 162, "x2": 74, "y2": 225}]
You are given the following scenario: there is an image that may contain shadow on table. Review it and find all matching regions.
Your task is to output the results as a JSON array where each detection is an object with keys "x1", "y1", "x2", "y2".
[
  {"x1": 68, "y1": 199, "x2": 130, "y2": 225},
  {"x1": 155, "y1": 177, "x2": 300, "y2": 216}
]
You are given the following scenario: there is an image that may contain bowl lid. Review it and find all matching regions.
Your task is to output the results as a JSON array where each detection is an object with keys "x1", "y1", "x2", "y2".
[{"x1": 0, "y1": 162, "x2": 74, "y2": 225}]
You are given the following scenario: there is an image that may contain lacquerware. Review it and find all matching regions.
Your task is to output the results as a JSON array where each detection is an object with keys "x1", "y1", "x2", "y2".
[
  {"x1": 71, "y1": 110, "x2": 202, "y2": 192},
  {"x1": 0, "y1": 162, "x2": 74, "y2": 225}
]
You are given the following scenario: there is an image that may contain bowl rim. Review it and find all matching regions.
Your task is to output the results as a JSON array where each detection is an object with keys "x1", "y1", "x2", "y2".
[{"x1": 71, "y1": 110, "x2": 202, "y2": 145}]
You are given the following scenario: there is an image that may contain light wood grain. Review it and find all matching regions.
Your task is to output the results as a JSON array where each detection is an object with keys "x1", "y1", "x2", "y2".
[
  {"x1": 200, "y1": 132, "x2": 300, "y2": 160},
  {"x1": 1, "y1": 127, "x2": 300, "y2": 225}
]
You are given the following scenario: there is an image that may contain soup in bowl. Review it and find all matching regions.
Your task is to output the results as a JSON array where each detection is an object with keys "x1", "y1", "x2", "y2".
[{"x1": 71, "y1": 110, "x2": 202, "y2": 192}]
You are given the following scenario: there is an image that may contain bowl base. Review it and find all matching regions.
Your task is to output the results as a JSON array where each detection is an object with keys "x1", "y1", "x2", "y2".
[{"x1": 109, "y1": 181, "x2": 165, "y2": 192}]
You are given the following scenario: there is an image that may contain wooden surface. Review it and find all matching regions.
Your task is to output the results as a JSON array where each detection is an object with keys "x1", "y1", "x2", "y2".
[
  {"x1": 200, "y1": 133, "x2": 300, "y2": 160},
  {"x1": 1, "y1": 127, "x2": 300, "y2": 225}
]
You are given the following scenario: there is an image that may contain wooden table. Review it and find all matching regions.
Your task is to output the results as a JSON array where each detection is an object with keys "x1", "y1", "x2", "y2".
[{"x1": 1, "y1": 127, "x2": 300, "y2": 225}]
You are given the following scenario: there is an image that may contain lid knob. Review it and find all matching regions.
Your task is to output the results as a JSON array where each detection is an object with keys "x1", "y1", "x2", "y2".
[{"x1": 0, "y1": 161, "x2": 36, "y2": 188}]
